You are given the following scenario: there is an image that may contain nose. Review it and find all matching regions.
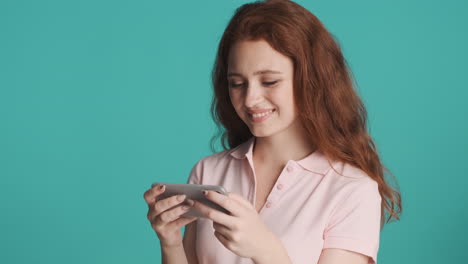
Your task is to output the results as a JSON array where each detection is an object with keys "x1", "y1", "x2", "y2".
[{"x1": 244, "y1": 84, "x2": 263, "y2": 108}]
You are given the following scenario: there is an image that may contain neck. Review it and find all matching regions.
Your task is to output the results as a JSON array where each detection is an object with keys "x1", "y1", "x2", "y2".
[{"x1": 252, "y1": 120, "x2": 316, "y2": 167}]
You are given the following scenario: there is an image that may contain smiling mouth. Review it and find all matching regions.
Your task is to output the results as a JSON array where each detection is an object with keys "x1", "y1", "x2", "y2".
[
  {"x1": 249, "y1": 109, "x2": 275, "y2": 118},
  {"x1": 248, "y1": 109, "x2": 276, "y2": 122}
]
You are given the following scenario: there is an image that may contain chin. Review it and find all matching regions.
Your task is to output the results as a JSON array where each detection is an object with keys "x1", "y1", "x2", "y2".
[{"x1": 249, "y1": 127, "x2": 278, "y2": 138}]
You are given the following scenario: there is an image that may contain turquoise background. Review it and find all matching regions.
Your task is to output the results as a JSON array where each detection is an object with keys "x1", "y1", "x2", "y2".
[{"x1": 1, "y1": 0, "x2": 467, "y2": 263}]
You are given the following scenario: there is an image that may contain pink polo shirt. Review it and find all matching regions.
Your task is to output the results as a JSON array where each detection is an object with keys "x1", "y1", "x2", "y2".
[{"x1": 186, "y1": 137, "x2": 381, "y2": 264}]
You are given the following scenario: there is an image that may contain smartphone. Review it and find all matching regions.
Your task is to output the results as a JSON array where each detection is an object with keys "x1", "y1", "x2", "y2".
[{"x1": 151, "y1": 182, "x2": 230, "y2": 218}]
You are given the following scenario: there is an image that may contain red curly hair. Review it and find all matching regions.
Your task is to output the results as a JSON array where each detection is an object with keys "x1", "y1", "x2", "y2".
[{"x1": 209, "y1": 0, "x2": 402, "y2": 229}]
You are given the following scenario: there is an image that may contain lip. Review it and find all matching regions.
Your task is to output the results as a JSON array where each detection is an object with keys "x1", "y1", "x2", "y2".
[
  {"x1": 248, "y1": 109, "x2": 275, "y2": 123},
  {"x1": 247, "y1": 108, "x2": 275, "y2": 114}
]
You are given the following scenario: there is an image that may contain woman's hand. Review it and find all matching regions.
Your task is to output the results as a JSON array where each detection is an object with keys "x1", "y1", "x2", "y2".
[
  {"x1": 189, "y1": 190, "x2": 280, "y2": 260},
  {"x1": 143, "y1": 184, "x2": 198, "y2": 248}
]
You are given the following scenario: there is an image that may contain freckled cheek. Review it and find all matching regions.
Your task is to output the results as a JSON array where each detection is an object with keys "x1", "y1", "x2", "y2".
[{"x1": 270, "y1": 92, "x2": 294, "y2": 117}]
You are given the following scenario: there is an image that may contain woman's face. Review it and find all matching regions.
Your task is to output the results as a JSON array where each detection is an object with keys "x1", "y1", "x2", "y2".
[{"x1": 227, "y1": 39, "x2": 299, "y2": 138}]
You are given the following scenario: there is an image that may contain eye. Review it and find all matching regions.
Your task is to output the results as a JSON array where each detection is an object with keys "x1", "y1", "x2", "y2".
[
  {"x1": 228, "y1": 80, "x2": 279, "y2": 88},
  {"x1": 228, "y1": 82, "x2": 244, "y2": 88},
  {"x1": 263, "y1": 81, "x2": 278, "y2": 86}
]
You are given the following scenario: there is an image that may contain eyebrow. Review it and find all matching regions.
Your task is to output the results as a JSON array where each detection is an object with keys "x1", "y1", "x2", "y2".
[{"x1": 227, "y1": 70, "x2": 283, "y2": 77}]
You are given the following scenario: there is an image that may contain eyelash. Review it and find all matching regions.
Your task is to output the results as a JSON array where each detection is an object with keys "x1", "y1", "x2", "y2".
[{"x1": 229, "y1": 81, "x2": 278, "y2": 88}]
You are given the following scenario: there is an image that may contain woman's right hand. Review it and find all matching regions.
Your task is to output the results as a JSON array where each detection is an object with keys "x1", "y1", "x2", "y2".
[{"x1": 143, "y1": 184, "x2": 198, "y2": 248}]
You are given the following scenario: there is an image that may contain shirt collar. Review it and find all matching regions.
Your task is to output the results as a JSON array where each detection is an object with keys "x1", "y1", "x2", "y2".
[
  {"x1": 230, "y1": 136, "x2": 255, "y2": 161},
  {"x1": 230, "y1": 137, "x2": 331, "y2": 175}
]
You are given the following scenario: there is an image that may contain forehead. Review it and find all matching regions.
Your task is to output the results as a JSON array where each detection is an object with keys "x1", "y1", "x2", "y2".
[{"x1": 227, "y1": 40, "x2": 293, "y2": 76}]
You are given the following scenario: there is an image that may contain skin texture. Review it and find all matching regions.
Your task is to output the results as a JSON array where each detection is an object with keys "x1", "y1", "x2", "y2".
[
  {"x1": 188, "y1": 39, "x2": 371, "y2": 264},
  {"x1": 143, "y1": 184, "x2": 198, "y2": 248},
  {"x1": 189, "y1": 191, "x2": 283, "y2": 261},
  {"x1": 227, "y1": 39, "x2": 297, "y2": 139},
  {"x1": 227, "y1": 40, "x2": 317, "y2": 171}
]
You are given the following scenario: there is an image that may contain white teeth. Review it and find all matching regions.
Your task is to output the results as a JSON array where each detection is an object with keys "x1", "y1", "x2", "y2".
[{"x1": 251, "y1": 110, "x2": 274, "y2": 118}]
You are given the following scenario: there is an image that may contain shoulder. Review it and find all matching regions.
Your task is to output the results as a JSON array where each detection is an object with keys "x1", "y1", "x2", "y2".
[
  {"x1": 193, "y1": 145, "x2": 242, "y2": 169},
  {"x1": 328, "y1": 160, "x2": 371, "y2": 180},
  {"x1": 325, "y1": 160, "x2": 380, "y2": 198},
  {"x1": 188, "y1": 140, "x2": 252, "y2": 185},
  {"x1": 194, "y1": 139, "x2": 250, "y2": 167},
  {"x1": 327, "y1": 160, "x2": 377, "y2": 186}
]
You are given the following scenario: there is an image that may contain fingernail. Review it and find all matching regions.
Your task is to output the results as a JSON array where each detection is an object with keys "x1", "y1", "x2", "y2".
[
  {"x1": 187, "y1": 199, "x2": 194, "y2": 206},
  {"x1": 202, "y1": 190, "x2": 208, "y2": 196},
  {"x1": 177, "y1": 194, "x2": 186, "y2": 201},
  {"x1": 159, "y1": 185, "x2": 165, "y2": 190}
]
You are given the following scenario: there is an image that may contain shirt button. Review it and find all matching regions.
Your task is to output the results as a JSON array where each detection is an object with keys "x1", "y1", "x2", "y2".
[
  {"x1": 277, "y1": 184, "x2": 284, "y2": 190},
  {"x1": 287, "y1": 165, "x2": 295, "y2": 173},
  {"x1": 265, "y1": 202, "x2": 272, "y2": 208}
]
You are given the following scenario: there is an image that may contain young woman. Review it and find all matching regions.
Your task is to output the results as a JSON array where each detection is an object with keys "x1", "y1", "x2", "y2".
[{"x1": 144, "y1": 0, "x2": 402, "y2": 263}]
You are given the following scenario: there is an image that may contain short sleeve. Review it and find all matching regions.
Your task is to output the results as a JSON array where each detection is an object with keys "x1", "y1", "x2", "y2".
[
  {"x1": 186, "y1": 158, "x2": 204, "y2": 185},
  {"x1": 323, "y1": 179, "x2": 382, "y2": 264}
]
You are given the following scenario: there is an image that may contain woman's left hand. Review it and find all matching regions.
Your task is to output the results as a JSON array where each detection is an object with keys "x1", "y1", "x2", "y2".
[{"x1": 189, "y1": 190, "x2": 279, "y2": 260}]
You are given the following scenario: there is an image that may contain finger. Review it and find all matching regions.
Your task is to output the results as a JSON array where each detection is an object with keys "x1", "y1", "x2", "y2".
[
  {"x1": 227, "y1": 192, "x2": 254, "y2": 210},
  {"x1": 153, "y1": 203, "x2": 191, "y2": 226},
  {"x1": 203, "y1": 190, "x2": 244, "y2": 216},
  {"x1": 214, "y1": 230, "x2": 231, "y2": 248},
  {"x1": 168, "y1": 216, "x2": 198, "y2": 230},
  {"x1": 213, "y1": 222, "x2": 232, "y2": 240},
  {"x1": 143, "y1": 184, "x2": 166, "y2": 207},
  {"x1": 152, "y1": 194, "x2": 187, "y2": 219},
  {"x1": 190, "y1": 198, "x2": 235, "y2": 229},
  {"x1": 147, "y1": 193, "x2": 184, "y2": 221}
]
